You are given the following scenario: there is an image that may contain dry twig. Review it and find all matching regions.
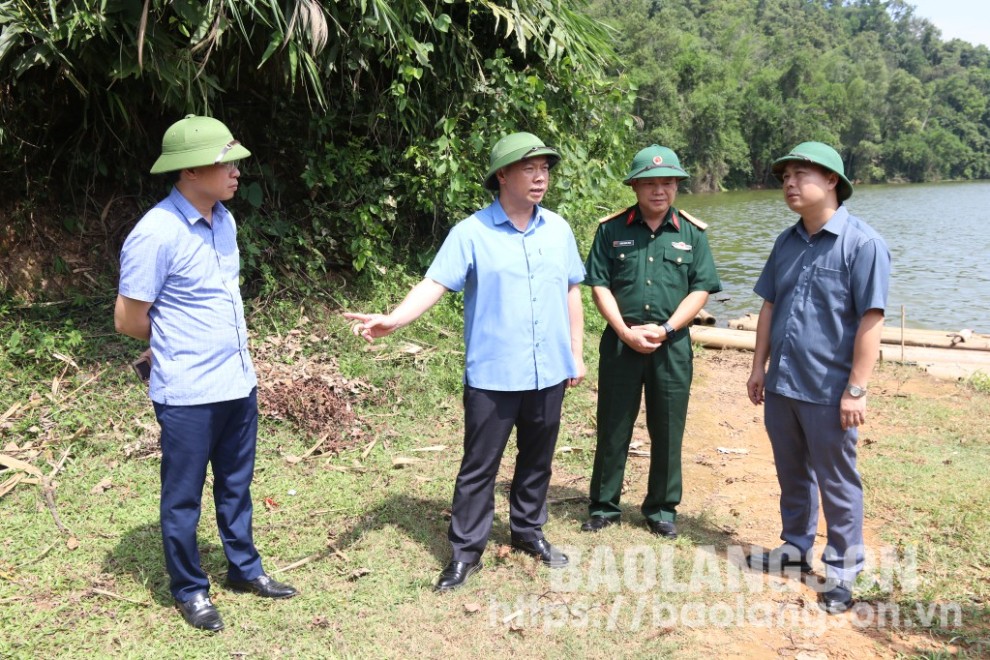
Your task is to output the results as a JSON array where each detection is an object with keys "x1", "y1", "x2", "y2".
[
  {"x1": 41, "y1": 448, "x2": 74, "y2": 536},
  {"x1": 91, "y1": 588, "x2": 150, "y2": 606}
]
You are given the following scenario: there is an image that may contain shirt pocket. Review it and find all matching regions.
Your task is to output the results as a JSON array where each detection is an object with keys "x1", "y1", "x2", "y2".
[
  {"x1": 809, "y1": 266, "x2": 849, "y2": 311},
  {"x1": 611, "y1": 247, "x2": 640, "y2": 285},
  {"x1": 662, "y1": 246, "x2": 694, "y2": 288}
]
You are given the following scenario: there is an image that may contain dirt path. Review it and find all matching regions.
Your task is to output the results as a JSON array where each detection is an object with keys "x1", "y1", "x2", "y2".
[{"x1": 602, "y1": 347, "x2": 952, "y2": 658}]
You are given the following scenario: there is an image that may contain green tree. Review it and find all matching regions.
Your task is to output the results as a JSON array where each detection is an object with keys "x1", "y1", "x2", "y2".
[
  {"x1": 589, "y1": 0, "x2": 990, "y2": 191},
  {"x1": 0, "y1": 0, "x2": 635, "y2": 297}
]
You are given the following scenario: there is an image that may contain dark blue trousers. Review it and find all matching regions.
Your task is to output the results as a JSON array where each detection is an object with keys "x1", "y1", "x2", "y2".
[
  {"x1": 153, "y1": 388, "x2": 263, "y2": 602},
  {"x1": 448, "y1": 382, "x2": 567, "y2": 563},
  {"x1": 764, "y1": 391, "x2": 864, "y2": 582}
]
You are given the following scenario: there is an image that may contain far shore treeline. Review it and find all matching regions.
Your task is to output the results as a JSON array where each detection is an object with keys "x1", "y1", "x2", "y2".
[{"x1": 1, "y1": 0, "x2": 987, "y2": 301}]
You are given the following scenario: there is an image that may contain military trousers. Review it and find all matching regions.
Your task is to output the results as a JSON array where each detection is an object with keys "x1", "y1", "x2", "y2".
[{"x1": 589, "y1": 325, "x2": 693, "y2": 522}]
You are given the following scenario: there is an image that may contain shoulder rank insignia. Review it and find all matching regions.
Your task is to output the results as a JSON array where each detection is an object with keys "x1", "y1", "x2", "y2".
[
  {"x1": 597, "y1": 207, "x2": 635, "y2": 224},
  {"x1": 678, "y1": 209, "x2": 708, "y2": 230}
]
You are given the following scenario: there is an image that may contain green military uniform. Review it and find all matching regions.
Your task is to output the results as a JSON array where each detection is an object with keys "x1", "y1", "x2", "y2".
[{"x1": 584, "y1": 203, "x2": 721, "y2": 522}]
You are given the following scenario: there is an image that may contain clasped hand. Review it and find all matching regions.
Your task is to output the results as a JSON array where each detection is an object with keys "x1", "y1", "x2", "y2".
[{"x1": 623, "y1": 323, "x2": 665, "y2": 354}]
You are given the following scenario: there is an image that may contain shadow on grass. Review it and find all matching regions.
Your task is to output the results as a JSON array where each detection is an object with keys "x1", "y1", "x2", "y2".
[
  {"x1": 712, "y1": 528, "x2": 990, "y2": 655},
  {"x1": 329, "y1": 493, "x2": 453, "y2": 567},
  {"x1": 321, "y1": 480, "x2": 595, "y2": 571},
  {"x1": 98, "y1": 475, "x2": 593, "y2": 604},
  {"x1": 102, "y1": 521, "x2": 233, "y2": 607},
  {"x1": 543, "y1": 486, "x2": 742, "y2": 545}
]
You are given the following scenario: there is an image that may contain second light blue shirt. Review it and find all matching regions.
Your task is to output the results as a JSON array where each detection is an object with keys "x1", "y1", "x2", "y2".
[{"x1": 425, "y1": 199, "x2": 585, "y2": 391}]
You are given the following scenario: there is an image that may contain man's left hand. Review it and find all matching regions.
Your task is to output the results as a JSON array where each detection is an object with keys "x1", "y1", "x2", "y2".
[
  {"x1": 568, "y1": 357, "x2": 586, "y2": 388},
  {"x1": 839, "y1": 392, "x2": 867, "y2": 429}
]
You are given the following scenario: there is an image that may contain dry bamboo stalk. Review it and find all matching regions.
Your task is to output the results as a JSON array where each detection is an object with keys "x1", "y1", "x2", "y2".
[{"x1": 91, "y1": 588, "x2": 150, "y2": 606}]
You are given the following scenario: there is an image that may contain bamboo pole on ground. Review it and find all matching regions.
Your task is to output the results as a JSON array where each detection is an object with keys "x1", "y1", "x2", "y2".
[
  {"x1": 726, "y1": 314, "x2": 990, "y2": 351},
  {"x1": 690, "y1": 326, "x2": 990, "y2": 380}
]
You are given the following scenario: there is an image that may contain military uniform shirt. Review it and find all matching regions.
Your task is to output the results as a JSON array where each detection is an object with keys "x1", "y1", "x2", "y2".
[{"x1": 584, "y1": 205, "x2": 722, "y2": 325}]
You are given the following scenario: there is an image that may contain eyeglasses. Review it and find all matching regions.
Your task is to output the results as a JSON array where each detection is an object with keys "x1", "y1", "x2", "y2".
[{"x1": 218, "y1": 160, "x2": 240, "y2": 173}]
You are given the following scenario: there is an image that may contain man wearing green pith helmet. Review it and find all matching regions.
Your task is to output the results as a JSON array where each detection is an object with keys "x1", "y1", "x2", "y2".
[
  {"x1": 115, "y1": 115, "x2": 297, "y2": 632},
  {"x1": 746, "y1": 141, "x2": 890, "y2": 615},
  {"x1": 345, "y1": 132, "x2": 585, "y2": 592},
  {"x1": 581, "y1": 145, "x2": 722, "y2": 538}
]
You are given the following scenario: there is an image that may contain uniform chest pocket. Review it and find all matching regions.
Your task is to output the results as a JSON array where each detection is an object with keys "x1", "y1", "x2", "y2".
[
  {"x1": 662, "y1": 246, "x2": 694, "y2": 267},
  {"x1": 809, "y1": 266, "x2": 849, "y2": 311},
  {"x1": 611, "y1": 248, "x2": 640, "y2": 284},
  {"x1": 661, "y1": 246, "x2": 693, "y2": 288}
]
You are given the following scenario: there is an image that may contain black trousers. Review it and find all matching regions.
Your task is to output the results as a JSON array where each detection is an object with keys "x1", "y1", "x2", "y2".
[{"x1": 448, "y1": 381, "x2": 567, "y2": 562}]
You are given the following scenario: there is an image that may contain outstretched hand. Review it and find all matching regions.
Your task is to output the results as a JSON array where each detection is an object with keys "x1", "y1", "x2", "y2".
[{"x1": 343, "y1": 312, "x2": 398, "y2": 343}]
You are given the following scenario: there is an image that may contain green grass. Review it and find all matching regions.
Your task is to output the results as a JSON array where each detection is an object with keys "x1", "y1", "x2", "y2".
[
  {"x1": 857, "y1": 368, "x2": 990, "y2": 650},
  {"x1": 2, "y1": 290, "x2": 989, "y2": 658},
  {"x1": 966, "y1": 371, "x2": 990, "y2": 395}
]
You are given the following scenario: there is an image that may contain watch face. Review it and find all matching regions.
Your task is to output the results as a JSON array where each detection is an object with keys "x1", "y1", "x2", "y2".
[{"x1": 848, "y1": 385, "x2": 865, "y2": 397}]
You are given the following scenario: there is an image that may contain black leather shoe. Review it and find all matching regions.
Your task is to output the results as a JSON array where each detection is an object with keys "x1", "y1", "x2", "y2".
[
  {"x1": 581, "y1": 515, "x2": 619, "y2": 532},
  {"x1": 226, "y1": 574, "x2": 298, "y2": 599},
  {"x1": 746, "y1": 549, "x2": 813, "y2": 574},
  {"x1": 177, "y1": 592, "x2": 224, "y2": 632},
  {"x1": 435, "y1": 560, "x2": 483, "y2": 592},
  {"x1": 819, "y1": 579, "x2": 854, "y2": 614},
  {"x1": 646, "y1": 519, "x2": 677, "y2": 539},
  {"x1": 511, "y1": 537, "x2": 569, "y2": 568}
]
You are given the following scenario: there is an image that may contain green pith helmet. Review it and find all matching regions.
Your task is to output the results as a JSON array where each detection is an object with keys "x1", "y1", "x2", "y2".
[
  {"x1": 623, "y1": 145, "x2": 689, "y2": 185},
  {"x1": 483, "y1": 132, "x2": 560, "y2": 191},
  {"x1": 150, "y1": 115, "x2": 252, "y2": 174},
  {"x1": 771, "y1": 141, "x2": 853, "y2": 202}
]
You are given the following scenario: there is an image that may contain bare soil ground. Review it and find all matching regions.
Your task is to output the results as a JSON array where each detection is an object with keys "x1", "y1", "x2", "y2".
[{"x1": 582, "y1": 347, "x2": 959, "y2": 658}]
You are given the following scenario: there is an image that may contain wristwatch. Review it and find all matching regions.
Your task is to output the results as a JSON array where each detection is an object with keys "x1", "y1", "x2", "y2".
[
  {"x1": 846, "y1": 383, "x2": 867, "y2": 398},
  {"x1": 661, "y1": 321, "x2": 676, "y2": 340}
]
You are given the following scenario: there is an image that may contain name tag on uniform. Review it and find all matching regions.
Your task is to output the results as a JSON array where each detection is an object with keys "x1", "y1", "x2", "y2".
[
  {"x1": 671, "y1": 241, "x2": 692, "y2": 251},
  {"x1": 613, "y1": 240, "x2": 635, "y2": 247}
]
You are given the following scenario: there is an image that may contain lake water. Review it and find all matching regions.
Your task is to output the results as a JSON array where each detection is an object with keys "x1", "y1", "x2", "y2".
[{"x1": 682, "y1": 180, "x2": 990, "y2": 333}]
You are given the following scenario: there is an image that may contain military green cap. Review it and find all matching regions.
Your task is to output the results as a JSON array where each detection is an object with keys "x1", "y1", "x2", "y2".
[
  {"x1": 623, "y1": 145, "x2": 689, "y2": 184},
  {"x1": 483, "y1": 132, "x2": 560, "y2": 191},
  {"x1": 150, "y1": 115, "x2": 251, "y2": 174},
  {"x1": 771, "y1": 141, "x2": 853, "y2": 202}
]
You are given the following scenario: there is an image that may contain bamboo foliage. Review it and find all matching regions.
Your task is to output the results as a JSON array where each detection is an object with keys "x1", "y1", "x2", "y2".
[
  {"x1": 0, "y1": 1, "x2": 613, "y2": 110},
  {"x1": 0, "y1": 0, "x2": 630, "y2": 291}
]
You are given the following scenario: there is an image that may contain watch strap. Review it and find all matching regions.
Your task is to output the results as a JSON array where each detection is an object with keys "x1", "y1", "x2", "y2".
[{"x1": 846, "y1": 383, "x2": 867, "y2": 397}]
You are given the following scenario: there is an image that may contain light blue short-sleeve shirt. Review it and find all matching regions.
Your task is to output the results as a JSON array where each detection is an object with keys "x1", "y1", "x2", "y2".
[
  {"x1": 118, "y1": 187, "x2": 257, "y2": 405},
  {"x1": 425, "y1": 199, "x2": 585, "y2": 391},
  {"x1": 754, "y1": 206, "x2": 891, "y2": 405}
]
